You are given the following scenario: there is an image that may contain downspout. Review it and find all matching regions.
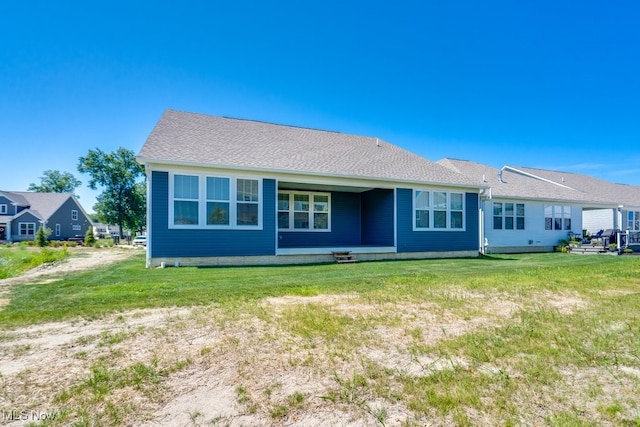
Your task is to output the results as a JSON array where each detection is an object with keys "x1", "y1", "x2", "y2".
[
  {"x1": 478, "y1": 187, "x2": 492, "y2": 254},
  {"x1": 145, "y1": 164, "x2": 152, "y2": 268}
]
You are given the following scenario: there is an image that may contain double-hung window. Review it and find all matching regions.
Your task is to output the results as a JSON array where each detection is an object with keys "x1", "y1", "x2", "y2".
[
  {"x1": 278, "y1": 191, "x2": 330, "y2": 231},
  {"x1": 206, "y1": 177, "x2": 229, "y2": 225},
  {"x1": 493, "y1": 202, "x2": 525, "y2": 230},
  {"x1": 0, "y1": 204, "x2": 7, "y2": 214},
  {"x1": 545, "y1": 205, "x2": 571, "y2": 230},
  {"x1": 171, "y1": 173, "x2": 261, "y2": 228},
  {"x1": 414, "y1": 190, "x2": 465, "y2": 230},
  {"x1": 628, "y1": 211, "x2": 640, "y2": 231},
  {"x1": 71, "y1": 210, "x2": 78, "y2": 221},
  {"x1": 237, "y1": 179, "x2": 259, "y2": 226},
  {"x1": 19, "y1": 223, "x2": 35, "y2": 236},
  {"x1": 174, "y1": 175, "x2": 199, "y2": 225}
]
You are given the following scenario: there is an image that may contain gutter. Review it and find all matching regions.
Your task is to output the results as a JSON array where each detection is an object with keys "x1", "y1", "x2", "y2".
[{"x1": 136, "y1": 157, "x2": 490, "y2": 192}]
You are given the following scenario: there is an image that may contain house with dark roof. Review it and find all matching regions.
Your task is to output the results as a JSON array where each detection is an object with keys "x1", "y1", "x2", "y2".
[
  {"x1": 437, "y1": 159, "x2": 640, "y2": 253},
  {"x1": 137, "y1": 110, "x2": 486, "y2": 266},
  {"x1": 0, "y1": 191, "x2": 93, "y2": 242}
]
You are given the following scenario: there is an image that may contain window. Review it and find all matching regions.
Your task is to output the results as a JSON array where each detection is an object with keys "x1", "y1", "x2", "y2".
[
  {"x1": 174, "y1": 174, "x2": 199, "y2": 225},
  {"x1": 414, "y1": 190, "x2": 465, "y2": 230},
  {"x1": 55, "y1": 224, "x2": 61, "y2": 236},
  {"x1": 278, "y1": 191, "x2": 330, "y2": 231},
  {"x1": 19, "y1": 223, "x2": 35, "y2": 236},
  {"x1": 629, "y1": 211, "x2": 640, "y2": 231},
  {"x1": 71, "y1": 210, "x2": 78, "y2": 221},
  {"x1": 415, "y1": 191, "x2": 430, "y2": 228},
  {"x1": 493, "y1": 203, "x2": 503, "y2": 230},
  {"x1": 206, "y1": 177, "x2": 229, "y2": 225},
  {"x1": 0, "y1": 204, "x2": 7, "y2": 214},
  {"x1": 516, "y1": 203, "x2": 525, "y2": 229},
  {"x1": 493, "y1": 202, "x2": 525, "y2": 230},
  {"x1": 237, "y1": 179, "x2": 259, "y2": 226},
  {"x1": 545, "y1": 205, "x2": 571, "y2": 230},
  {"x1": 170, "y1": 173, "x2": 261, "y2": 228}
]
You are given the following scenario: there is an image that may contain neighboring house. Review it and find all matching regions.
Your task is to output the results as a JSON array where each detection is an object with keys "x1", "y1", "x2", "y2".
[
  {"x1": 0, "y1": 191, "x2": 92, "y2": 242},
  {"x1": 513, "y1": 167, "x2": 640, "y2": 235},
  {"x1": 93, "y1": 223, "x2": 121, "y2": 238},
  {"x1": 137, "y1": 109, "x2": 486, "y2": 267},
  {"x1": 437, "y1": 159, "x2": 625, "y2": 253}
]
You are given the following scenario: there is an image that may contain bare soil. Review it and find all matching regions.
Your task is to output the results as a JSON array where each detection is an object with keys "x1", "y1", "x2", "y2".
[{"x1": 0, "y1": 251, "x2": 636, "y2": 426}]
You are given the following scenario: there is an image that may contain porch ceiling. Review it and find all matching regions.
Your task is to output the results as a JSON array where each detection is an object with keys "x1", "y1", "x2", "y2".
[{"x1": 278, "y1": 181, "x2": 375, "y2": 193}]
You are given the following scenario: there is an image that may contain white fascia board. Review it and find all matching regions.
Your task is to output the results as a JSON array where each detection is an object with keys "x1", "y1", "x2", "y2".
[
  {"x1": 502, "y1": 166, "x2": 576, "y2": 190},
  {"x1": 489, "y1": 195, "x2": 618, "y2": 208},
  {"x1": 141, "y1": 159, "x2": 486, "y2": 193}
]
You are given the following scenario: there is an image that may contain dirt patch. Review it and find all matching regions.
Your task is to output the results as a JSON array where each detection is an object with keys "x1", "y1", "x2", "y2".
[{"x1": 0, "y1": 262, "x2": 635, "y2": 426}]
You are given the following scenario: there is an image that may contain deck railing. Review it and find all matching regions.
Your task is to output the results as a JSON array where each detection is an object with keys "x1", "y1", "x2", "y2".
[{"x1": 619, "y1": 230, "x2": 640, "y2": 248}]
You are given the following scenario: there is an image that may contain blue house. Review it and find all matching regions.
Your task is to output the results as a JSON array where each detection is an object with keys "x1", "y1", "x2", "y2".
[
  {"x1": 0, "y1": 191, "x2": 92, "y2": 242},
  {"x1": 137, "y1": 110, "x2": 485, "y2": 266}
]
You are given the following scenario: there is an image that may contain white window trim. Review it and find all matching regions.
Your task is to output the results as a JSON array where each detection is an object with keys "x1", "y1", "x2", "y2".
[
  {"x1": 0, "y1": 204, "x2": 7, "y2": 214},
  {"x1": 168, "y1": 172, "x2": 263, "y2": 230},
  {"x1": 71, "y1": 210, "x2": 78, "y2": 221},
  {"x1": 412, "y1": 189, "x2": 466, "y2": 231},
  {"x1": 55, "y1": 224, "x2": 61, "y2": 236},
  {"x1": 628, "y1": 211, "x2": 640, "y2": 231},
  {"x1": 544, "y1": 205, "x2": 572, "y2": 231},
  {"x1": 493, "y1": 202, "x2": 525, "y2": 230},
  {"x1": 278, "y1": 191, "x2": 331, "y2": 232},
  {"x1": 19, "y1": 222, "x2": 36, "y2": 236}
]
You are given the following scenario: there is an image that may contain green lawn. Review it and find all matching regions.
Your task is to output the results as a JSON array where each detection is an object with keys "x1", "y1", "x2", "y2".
[
  {"x1": 2, "y1": 252, "x2": 640, "y2": 426},
  {"x1": 0, "y1": 245, "x2": 69, "y2": 279},
  {"x1": 1, "y1": 252, "x2": 638, "y2": 327}
]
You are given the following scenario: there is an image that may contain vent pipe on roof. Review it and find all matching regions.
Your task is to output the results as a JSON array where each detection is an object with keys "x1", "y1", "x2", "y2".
[
  {"x1": 498, "y1": 170, "x2": 504, "y2": 183},
  {"x1": 376, "y1": 138, "x2": 380, "y2": 147}
]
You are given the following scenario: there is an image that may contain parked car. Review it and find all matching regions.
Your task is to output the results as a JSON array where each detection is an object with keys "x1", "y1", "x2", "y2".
[
  {"x1": 132, "y1": 235, "x2": 147, "y2": 247},
  {"x1": 67, "y1": 235, "x2": 84, "y2": 245}
]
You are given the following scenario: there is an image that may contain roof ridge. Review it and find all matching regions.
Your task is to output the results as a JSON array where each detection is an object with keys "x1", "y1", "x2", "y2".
[{"x1": 221, "y1": 115, "x2": 343, "y2": 135}]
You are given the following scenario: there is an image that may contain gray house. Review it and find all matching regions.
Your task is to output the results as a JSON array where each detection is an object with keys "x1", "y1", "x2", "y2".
[{"x1": 0, "y1": 191, "x2": 92, "y2": 242}]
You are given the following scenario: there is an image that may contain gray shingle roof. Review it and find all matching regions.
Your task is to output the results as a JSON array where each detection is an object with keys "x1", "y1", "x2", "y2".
[
  {"x1": 138, "y1": 110, "x2": 481, "y2": 187},
  {"x1": 438, "y1": 159, "x2": 640, "y2": 207},
  {"x1": 0, "y1": 191, "x2": 78, "y2": 220},
  {"x1": 1, "y1": 191, "x2": 30, "y2": 207},
  {"x1": 515, "y1": 167, "x2": 640, "y2": 208}
]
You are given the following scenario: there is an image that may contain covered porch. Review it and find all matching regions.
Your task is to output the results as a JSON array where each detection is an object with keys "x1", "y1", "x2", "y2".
[{"x1": 275, "y1": 181, "x2": 396, "y2": 257}]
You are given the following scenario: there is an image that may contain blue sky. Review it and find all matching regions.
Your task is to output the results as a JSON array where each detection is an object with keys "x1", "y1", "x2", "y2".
[{"x1": 2, "y1": 1, "x2": 639, "y2": 213}]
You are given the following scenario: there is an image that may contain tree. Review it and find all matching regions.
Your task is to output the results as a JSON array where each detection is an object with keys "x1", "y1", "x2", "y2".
[
  {"x1": 77, "y1": 148, "x2": 146, "y2": 237},
  {"x1": 35, "y1": 225, "x2": 50, "y2": 247},
  {"x1": 84, "y1": 227, "x2": 96, "y2": 247},
  {"x1": 28, "y1": 170, "x2": 82, "y2": 196}
]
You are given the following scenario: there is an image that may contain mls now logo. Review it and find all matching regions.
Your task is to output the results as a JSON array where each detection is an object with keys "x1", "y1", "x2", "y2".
[{"x1": 2, "y1": 410, "x2": 58, "y2": 421}]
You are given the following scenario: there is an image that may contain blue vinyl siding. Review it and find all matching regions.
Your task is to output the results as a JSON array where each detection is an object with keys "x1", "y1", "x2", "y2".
[
  {"x1": 361, "y1": 189, "x2": 394, "y2": 246},
  {"x1": 278, "y1": 192, "x2": 361, "y2": 247},
  {"x1": 397, "y1": 188, "x2": 479, "y2": 252},
  {"x1": 0, "y1": 196, "x2": 17, "y2": 215},
  {"x1": 150, "y1": 171, "x2": 276, "y2": 257},
  {"x1": 11, "y1": 212, "x2": 40, "y2": 241}
]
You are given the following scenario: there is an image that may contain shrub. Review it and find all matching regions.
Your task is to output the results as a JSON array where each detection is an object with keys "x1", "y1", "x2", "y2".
[
  {"x1": 85, "y1": 227, "x2": 96, "y2": 247},
  {"x1": 35, "y1": 226, "x2": 51, "y2": 247}
]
